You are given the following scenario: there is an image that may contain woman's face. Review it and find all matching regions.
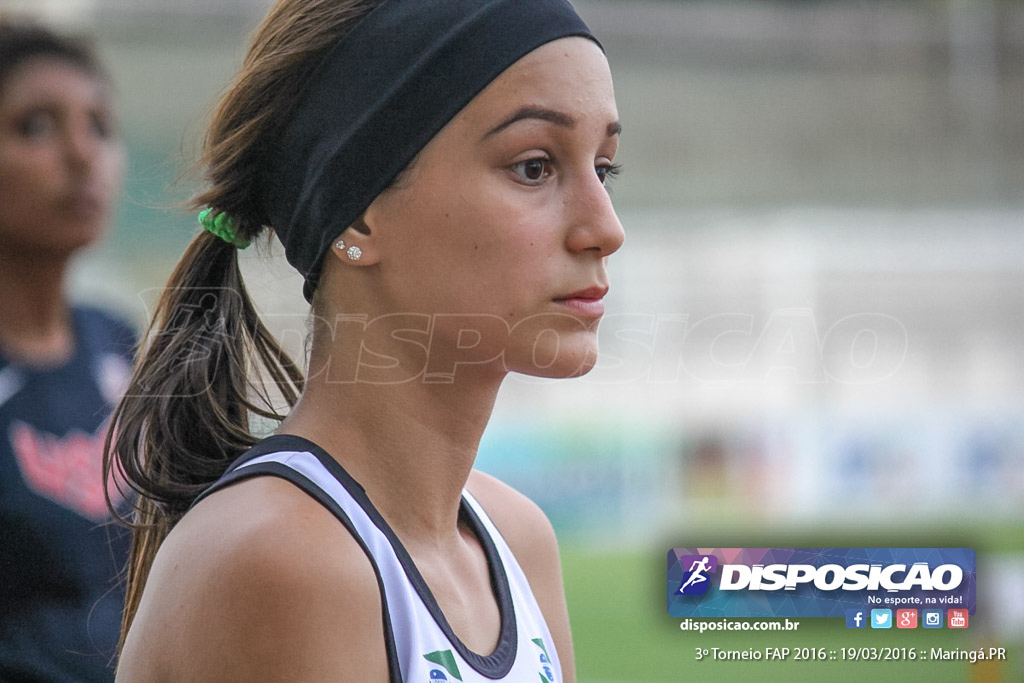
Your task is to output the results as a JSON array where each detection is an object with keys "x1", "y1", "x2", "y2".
[
  {"x1": 352, "y1": 37, "x2": 623, "y2": 380},
  {"x1": 0, "y1": 57, "x2": 124, "y2": 256}
]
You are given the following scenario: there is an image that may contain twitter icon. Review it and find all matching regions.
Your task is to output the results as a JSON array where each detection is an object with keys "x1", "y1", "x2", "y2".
[{"x1": 871, "y1": 609, "x2": 892, "y2": 629}]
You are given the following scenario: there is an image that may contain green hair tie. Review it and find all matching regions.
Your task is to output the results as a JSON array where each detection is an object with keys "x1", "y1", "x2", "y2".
[{"x1": 198, "y1": 208, "x2": 250, "y2": 249}]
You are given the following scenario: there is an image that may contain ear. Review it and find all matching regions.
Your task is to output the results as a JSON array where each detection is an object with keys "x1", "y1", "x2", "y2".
[{"x1": 328, "y1": 216, "x2": 379, "y2": 266}]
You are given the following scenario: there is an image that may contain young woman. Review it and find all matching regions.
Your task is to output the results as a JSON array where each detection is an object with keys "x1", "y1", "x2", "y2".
[
  {"x1": 0, "y1": 20, "x2": 132, "y2": 682},
  {"x1": 107, "y1": 0, "x2": 623, "y2": 680}
]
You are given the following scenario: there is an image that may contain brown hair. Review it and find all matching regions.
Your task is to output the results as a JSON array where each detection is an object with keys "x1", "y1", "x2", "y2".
[{"x1": 104, "y1": 0, "x2": 382, "y2": 650}]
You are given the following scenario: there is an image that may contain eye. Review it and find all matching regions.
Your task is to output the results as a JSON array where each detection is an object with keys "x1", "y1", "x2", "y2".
[
  {"x1": 596, "y1": 162, "x2": 622, "y2": 187},
  {"x1": 89, "y1": 110, "x2": 115, "y2": 140},
  {"x1": 17, "y1": 110, "x2": 56, "y2": 139},
  {"x1": 510, "y1": 157, "x2": 551, "y2": 185}
]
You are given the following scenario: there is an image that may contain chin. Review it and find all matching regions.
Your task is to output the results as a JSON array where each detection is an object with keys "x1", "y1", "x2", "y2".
[
  {"x1": 38, "y1": 220, "x2": 106, "y2": 253},
  {"x1": 504, "y1": 332, "x2": 600, "y2": 379}
]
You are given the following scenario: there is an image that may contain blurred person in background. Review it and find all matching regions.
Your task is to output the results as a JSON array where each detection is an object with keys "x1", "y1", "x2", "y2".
[{"x1": 0, "y1": 19, "x2": 133, "y2": 683}]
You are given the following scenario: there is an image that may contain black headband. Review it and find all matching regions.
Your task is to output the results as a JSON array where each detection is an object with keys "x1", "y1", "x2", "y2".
[{"x1": 260, "y1": 0, "x2": 599, "y2": 301}]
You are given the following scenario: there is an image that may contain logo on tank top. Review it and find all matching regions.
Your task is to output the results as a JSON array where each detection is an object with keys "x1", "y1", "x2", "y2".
[
  {"x1": 423, "y1": 650, "x2": 461, "y2": 681},
  {"x1": 532, "y1": 638, "x2": 556, "y2": 682}
]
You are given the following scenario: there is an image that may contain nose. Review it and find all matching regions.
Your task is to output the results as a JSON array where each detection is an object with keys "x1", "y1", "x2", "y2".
[
  {"x1": 564, "y1": 171, "x2": 625, "y2": 257},
  {"x1": 63, "y1": 119, "x2": 97, "y2": 175}
]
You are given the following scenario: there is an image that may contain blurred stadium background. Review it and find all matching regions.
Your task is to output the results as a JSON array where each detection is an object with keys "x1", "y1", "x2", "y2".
[{"x1": 2, "y1": 0, "x2": 1021, "y2": 680}]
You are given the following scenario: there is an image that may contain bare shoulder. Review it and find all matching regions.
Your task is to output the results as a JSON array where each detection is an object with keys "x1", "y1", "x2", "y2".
[{"x1": 116, "y1": 476, "x2": 388, "y2": 682}]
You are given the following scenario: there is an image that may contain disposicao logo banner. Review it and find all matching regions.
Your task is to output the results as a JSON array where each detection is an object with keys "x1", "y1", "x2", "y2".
[{"x1": 667, "y1": 548, "x2": 976, "y2": 618}]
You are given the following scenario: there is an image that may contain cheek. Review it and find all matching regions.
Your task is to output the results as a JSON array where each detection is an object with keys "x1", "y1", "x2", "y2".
[
  {"x1": 378, "y1": 170, "x2": 563, "y2": 312},
  {"x1": 445, "y1": 188, "x2": 552, "y2": 263},
  {"x1": 97, "y1": 144, "x2": 126, "y2": 189},
  {"x1": 0, "y1": 152, "x2": 50, "y2": 216},
  {"x1": 0, "y1": 140, "x2": 61, "y2": 178},
  {"x1": 458, "y1": 199, "x2": 563, "y2": 298}
]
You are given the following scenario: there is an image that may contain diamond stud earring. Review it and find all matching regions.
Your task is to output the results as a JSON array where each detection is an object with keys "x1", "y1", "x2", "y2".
[
  {"x1": 346, "y1": 245, "x2": 363, "y2": 261},
  {"x1": 335, "y1": 240, "x2": 346, "y2": 250}
]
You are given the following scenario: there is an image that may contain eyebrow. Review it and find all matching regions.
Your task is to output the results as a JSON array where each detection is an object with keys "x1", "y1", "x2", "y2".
[{"x1": 483, "y1": 105, "x2": 621, "y2": 140}]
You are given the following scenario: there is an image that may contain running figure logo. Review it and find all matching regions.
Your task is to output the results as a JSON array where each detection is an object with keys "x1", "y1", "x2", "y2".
[{"x1": 676, "y1": 554, "x2": 718, "y2": 595}]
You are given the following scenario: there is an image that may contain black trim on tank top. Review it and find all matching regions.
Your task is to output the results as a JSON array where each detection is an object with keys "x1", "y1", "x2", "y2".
[
  {"x1": 195, "y1": 433, "x2": 518, "y2": 680},
  {"x1": 193, "y1": 457, "x2": 402, "y2": 682}
]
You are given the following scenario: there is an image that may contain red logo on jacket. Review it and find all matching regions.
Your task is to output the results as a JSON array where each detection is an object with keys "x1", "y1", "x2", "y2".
[{"x1": 10, "y1": 421, "x2": 120, "y2": 521}]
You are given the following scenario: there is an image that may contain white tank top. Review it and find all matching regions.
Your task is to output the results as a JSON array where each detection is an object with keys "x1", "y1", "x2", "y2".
[{"x1": 196, "y1": 435, "x2": 562, "y2": 683}]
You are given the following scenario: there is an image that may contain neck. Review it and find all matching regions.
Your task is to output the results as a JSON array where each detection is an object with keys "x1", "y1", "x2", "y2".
[
  {"x1": 281, "y1": 357, "x2": 505, "y2": 547},
  {"x1": 0, "y1": 250, "x2": 73, "y2": 364}
]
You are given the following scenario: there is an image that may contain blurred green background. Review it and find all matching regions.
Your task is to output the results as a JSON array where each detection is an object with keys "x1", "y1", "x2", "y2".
[{"x1": 2, "y1": 0, "x2": 1021, "y2": 680}]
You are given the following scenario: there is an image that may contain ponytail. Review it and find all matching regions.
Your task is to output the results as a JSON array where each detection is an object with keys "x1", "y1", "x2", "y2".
[
  {"x1": 103, "y1": 0, "x2": 382, "y2": 650},
  {"x1": 104, "y1": 230, "x2": 303, "y2": 645}
]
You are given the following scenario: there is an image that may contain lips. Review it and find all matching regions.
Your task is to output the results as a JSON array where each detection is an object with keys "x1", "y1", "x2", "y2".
[
  {"x1": 553, "y1": 286, "x2": 608, "y2": 318},
  {"x1": 560, "y1": 286, "x2": 608, "y2": 301},
  {"x1": 59, "y1": 191, "x2": 105, "y2": 220}
]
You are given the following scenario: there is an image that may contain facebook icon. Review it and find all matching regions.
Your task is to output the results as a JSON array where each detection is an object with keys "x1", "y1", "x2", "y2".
[{"x1": 845, "y1": 609, "x2": 867, "y2": 629}]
